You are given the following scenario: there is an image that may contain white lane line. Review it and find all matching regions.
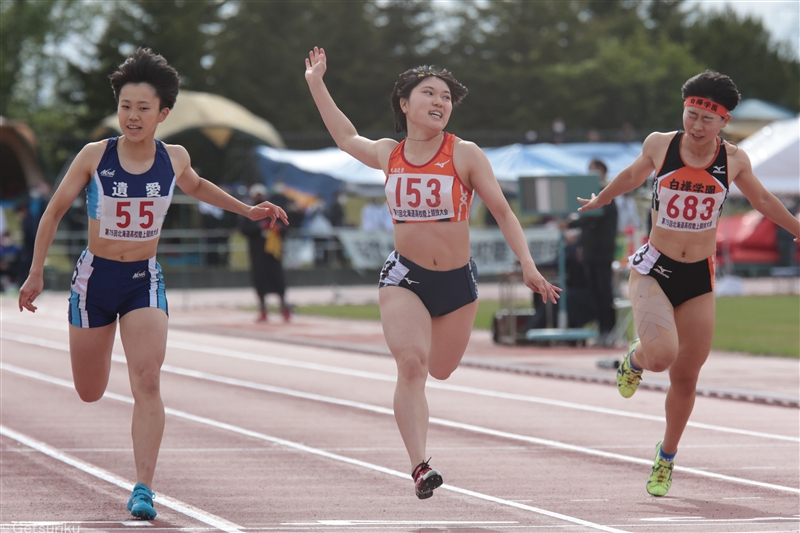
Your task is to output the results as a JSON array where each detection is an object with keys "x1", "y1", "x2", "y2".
[
  {"x1": 4, "y1": 360, "x2": 799, "y2": 497},
  {"x1": 0, "y1": 425, "x2": 244, "y2": 533},
  {"x1": 0, "y1": 363, "x2": 629, "y2": 533},
  {"x1": 2, "y1": 331, "x2": 796, "y2": 443}
]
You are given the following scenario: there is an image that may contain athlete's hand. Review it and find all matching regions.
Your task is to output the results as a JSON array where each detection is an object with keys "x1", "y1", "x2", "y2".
[
  {"x1": 18, "y1": 274, "x2": 44, "y2": 313},
  {"x1": 305, "y1": 47, "x2": 327, "y2": 83},
  {"x1": 522, "y1": 265, "x2": 562, "y2": 304},
  {"x1": 576, "y1": 193, "x2": 607, "y2": 213},
  {"x1": 247, "y1": 201, "x2": 289, "y2": 227}
]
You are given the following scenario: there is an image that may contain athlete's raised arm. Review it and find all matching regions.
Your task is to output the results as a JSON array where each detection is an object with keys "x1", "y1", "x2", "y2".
[{"x1": 304, "y1": 47, "x2": 397, "y2": 170}]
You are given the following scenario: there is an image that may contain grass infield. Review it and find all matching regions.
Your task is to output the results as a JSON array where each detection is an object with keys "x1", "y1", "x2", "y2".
[{"x1": 291, "y1": 295, "x2": 799, "y2": 358}]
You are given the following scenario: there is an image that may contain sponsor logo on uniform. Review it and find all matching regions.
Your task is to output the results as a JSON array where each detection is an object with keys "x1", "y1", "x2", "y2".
[
  {"x1": 403, "y1": 276, "x2": 419, "y2": 285},
  {"x1": 434, "y1": 159, "x2": 450, "y2": 168},
  {"x1": 712, "y1": 165, "x2": 726, "y2": 174},
  {"x1": 100, "y1": 169, "x2": 115, "y2": 177},
  {"x1": 132, "y1": 271, "x2": 147, "y2": 279},
  {"x1": 652, "y1": 265, "x2": 672, "y2": 278}
]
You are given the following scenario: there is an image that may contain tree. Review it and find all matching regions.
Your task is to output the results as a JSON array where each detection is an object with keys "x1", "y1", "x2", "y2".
[{"x1": 683, "y1": 8, "x2": 799, "y2": 111}]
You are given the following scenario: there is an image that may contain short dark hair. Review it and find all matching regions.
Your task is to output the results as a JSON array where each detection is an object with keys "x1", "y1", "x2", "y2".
[
  {"x1": 589, "y1": 158, "x2": 607, "y2": 176},
  {"x1": 390, "y1": 66, "x2": 468, "y2": 133},
  {"x1": 109, "y1": 48, "x2": 180, "y2": 110},
  {"x1": 681, "y1": 70, "x2": 740, "y2": 112}
]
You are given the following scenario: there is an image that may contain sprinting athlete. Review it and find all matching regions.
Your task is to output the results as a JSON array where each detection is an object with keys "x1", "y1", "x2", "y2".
[
  {"x1": 17, "y1": 48, "x2": 287, "y2": 519},
  {"x1": 304, "y1": 46, "x2": 560, "y2": 499},
  {"x1": 577, "y1": 70, "x2": 799, "y2": 497}
]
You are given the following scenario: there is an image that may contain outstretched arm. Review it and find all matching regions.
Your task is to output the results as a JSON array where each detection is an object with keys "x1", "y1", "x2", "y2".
[
  {"x1": 463, "y1": 142, "x2": 561, "y2": 303},
  {"x1": 304, "y1": 47, "x2": 396, "y2": 169},
  {"x1": 577, "y1": 132, "x2": 663, "y2": 213},
  {"x1": 172, "y1": 146, "x2": 288, "y2": 225}
]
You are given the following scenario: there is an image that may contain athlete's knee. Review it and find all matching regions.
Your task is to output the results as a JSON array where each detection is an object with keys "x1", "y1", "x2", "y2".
[
  {"x1": 74, "y1": 383, "x2": 106, "y2": 403},
  {"x1": 395, "y1": 352, "x2": 428, "y2": 383},
  {"x1": 641, "y1": 343, "x2": 676, "y2": 373},
  {"x1": 130, "y1": 368, "x2": 162, "y2": 399},
  {"x1": 428, "y1": 365, "x2": 453, "y2": 381}
]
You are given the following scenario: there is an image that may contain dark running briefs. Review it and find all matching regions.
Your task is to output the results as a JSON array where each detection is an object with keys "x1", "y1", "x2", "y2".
[{"x1": 378, "y1": 251, "x2": 478, "y2": 317}]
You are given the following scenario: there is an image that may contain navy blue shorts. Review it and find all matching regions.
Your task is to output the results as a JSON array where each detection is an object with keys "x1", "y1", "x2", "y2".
[
  {"x1": 68, "y1": 249, "x2": 168, "y2": 328},
  {"x1": 378, "y1": 251, "x2": 478, "y2": 317}
]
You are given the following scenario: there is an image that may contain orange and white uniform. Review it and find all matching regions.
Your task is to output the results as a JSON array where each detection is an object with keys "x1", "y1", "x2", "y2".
[{"x1": 385, "y1": 132, "x2": 473, "y2": 223}]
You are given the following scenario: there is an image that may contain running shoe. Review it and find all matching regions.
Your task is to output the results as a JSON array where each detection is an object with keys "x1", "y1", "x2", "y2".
[
  {"x1": 616, "y1": 338, "x2": 642, "y2": 398},
  {"x1": 646, "y1": 441, "x2": 674, "y2": 497},
  {"x1": 412, "y1": 458, "x2": 443, "y2": 500},
  {"x1": 127, "y1": 483, "x2": 157, "y2": 520}
]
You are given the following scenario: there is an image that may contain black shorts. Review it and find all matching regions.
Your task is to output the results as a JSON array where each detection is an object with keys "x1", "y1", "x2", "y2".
[
  {"x1": 378, "y1": 251, "x2": 478, "y2": 317},
  {"x1": 629, "y1": 241, "x2": 715, "y2": 308}
]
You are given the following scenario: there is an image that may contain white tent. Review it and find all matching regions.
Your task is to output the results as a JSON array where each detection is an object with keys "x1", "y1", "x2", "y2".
[{"x1": 735, "y1": 116, "x2": 800, "y2": 196}]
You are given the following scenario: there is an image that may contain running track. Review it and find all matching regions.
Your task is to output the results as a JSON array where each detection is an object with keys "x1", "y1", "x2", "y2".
[{"x1": 1, "y1": 292, "x2": 798, "y2": 533}]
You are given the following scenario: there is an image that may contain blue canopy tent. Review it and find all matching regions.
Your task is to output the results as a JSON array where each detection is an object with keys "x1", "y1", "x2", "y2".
[{"x1": 254, "y1": 141, "x2": 644, "y2": 202}]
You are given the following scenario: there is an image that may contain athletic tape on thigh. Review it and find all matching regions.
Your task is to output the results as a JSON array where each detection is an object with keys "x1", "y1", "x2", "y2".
[{"x1": 636, "y1": 277, "x2": 674, "y2": 342}]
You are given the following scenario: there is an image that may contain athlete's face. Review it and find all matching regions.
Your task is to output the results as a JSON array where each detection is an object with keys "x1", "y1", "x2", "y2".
[
  {"x1": 117, "y1": 83, "x2": 169, "y2": 141},
  {"x1": 682, "y1": 106, "x2": 729, "y2": 145},
  {"x1": 400, "y1": 77, "x2": 452, "y2": 131}
]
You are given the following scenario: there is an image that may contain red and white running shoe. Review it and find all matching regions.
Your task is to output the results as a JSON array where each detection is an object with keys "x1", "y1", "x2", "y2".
[{"x1": 412, "y1": 458, "x2": 442, "y2": 499}]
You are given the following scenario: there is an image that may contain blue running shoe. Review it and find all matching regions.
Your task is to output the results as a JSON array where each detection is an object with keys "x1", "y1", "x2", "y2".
[{"x1": 127, "y1": 483, "x2": 157, "y2": 520}]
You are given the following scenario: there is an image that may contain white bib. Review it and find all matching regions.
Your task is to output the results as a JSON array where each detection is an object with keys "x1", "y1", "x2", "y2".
[
  {"x1": 656, "y1": 188, "x2": 726, "y2": 232},
  {"x1": 98, "y1": 195, "x2": 171, "y2": 241},
  {"x1": 385, "y1": 173, "x2": 455, "y2": 221}
]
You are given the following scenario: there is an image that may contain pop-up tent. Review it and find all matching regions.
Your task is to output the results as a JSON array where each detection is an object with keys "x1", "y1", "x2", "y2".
[
  {"x1": 254, "y1": 141, "x2": 644, "y2": 203},
  {"x1": 93, "y1": 90, "x2": 285, "y2": 185},
  {"x1": 734, "y1": 116, "x2": 800, "y2": 196},
  {"x1": 0, "y1": 117, "x2": 47, "y2": 206}
]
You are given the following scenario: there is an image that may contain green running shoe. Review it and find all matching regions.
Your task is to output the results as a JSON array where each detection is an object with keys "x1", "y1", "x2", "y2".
[
  {"x1": 646, "y1": 440, "x2": 674, "y2": 497},
  {"x1": 616, "y1": 339, "x2": 642, "y2": 398}
]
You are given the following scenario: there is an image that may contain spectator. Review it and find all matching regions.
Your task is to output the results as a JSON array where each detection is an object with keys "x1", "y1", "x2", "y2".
[
  {"x1": 238, "y1": 184, "x2": 292, "y2": 322},
  {"x1": 14, "y1": 200, "x2": 38, "y2": 288},
  {"x1": 360, "y1": 196, "x2": 393, "y2": 230},
  {"x1": 528, "y1": 228, "x2": 594, "y2": 329},
  {"x1": 0, "y1": 231, "x2": 20, "y2": 292},
  {"x1": 567, "y1": 160, "x2": 619, "y2": 344},
  {"x1": 551, "y1": 117, "x2": 566, "y2": 144},
  {"x1": 590, "y1": 158, "x2": 642, "y2": 237}
]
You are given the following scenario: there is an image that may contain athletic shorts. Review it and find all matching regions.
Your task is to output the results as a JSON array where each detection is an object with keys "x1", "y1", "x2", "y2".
[
  {"x1": 378, "y1": 251, "x2": 478, "y2": 317},
  {"x1": 629, "y1": 241, "x2": 715, "y2": 308},
  {"x1": 68, "y1": 249, "x2": 168, "y2": 328}
]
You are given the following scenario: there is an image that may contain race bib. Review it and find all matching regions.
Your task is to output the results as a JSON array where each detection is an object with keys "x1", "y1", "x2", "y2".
[
  {"x1": 99, "y1": 196, "x2": 170, "y2": 241},
  {"x1": 656, "y1": 188, "x2": 725, "y2": 232},
  {"x1": 385, "y1": 173, "x2": 455, "y2": 221}
]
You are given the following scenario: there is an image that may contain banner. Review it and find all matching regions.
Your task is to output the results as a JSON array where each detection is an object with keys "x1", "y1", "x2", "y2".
[{"x1": 332, "y1": 227, "x2": 560, "y2": 274}]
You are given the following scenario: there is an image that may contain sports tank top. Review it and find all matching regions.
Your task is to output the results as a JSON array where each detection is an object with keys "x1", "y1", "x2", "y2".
[
  {"x1": 651, "y1": 131, "x2": 729, "y2": 232},
  {"x1": 87, "y1": 137, "x2": 176, "y2": 241},
  {"x1": 385, "y1": 132, "x2": 473, "y2": 223}
]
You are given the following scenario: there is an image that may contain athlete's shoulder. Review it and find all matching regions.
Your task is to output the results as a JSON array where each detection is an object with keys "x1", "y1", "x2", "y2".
[
  {"x1": 452, "y1": 136, "x2": 482, "y2": 158},
  {"x1": 74, "y1": 140, "x2": 109, "y2": 168}
]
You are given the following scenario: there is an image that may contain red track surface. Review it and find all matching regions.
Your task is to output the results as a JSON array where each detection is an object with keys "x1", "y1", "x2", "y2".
[{"x1": 1, "y1": 290, "x2": 798, "y2": 533}]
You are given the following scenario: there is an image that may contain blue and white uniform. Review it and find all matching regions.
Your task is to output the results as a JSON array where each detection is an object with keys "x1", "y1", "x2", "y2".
[{"x1": 69, "y1": 138, "x2": 175, "y2": 327}]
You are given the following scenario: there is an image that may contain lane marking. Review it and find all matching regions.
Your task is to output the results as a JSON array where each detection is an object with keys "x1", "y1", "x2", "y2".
[
  {"x1": 2, "y1": 331, "x2": 797, "y2": 443},
  {"x1": 0, "y1": 426, "x2": 244, "y2": 533},
  {"x1": 3, "y1": 361, "x2": 799, "y2": 497},
  {"x1": 0, "y1": 363, "x2": 630, "y2": 533}
]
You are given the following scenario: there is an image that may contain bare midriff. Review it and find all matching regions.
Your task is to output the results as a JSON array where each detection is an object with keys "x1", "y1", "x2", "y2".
[
  {"x1": 393, "y1": 220, "x2": 471, "y2": 270},
  {"x1": 87, "y1": 218, "x2": 160, "y2": 262},
  {"x1": 649, "y1": 211, "x2": 717, "y2": 263}
]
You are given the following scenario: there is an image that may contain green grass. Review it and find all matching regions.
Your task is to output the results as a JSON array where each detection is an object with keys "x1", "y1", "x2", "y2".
[
  {"x1": 713, "y1": 295, "x2": 799, "y2": 358},
  {"x1": 295, "y1": 300, "x2": 505, "y2": 330},
  {"x1": 291, "y1": 295, "x2": 800, "y2": 358}
]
